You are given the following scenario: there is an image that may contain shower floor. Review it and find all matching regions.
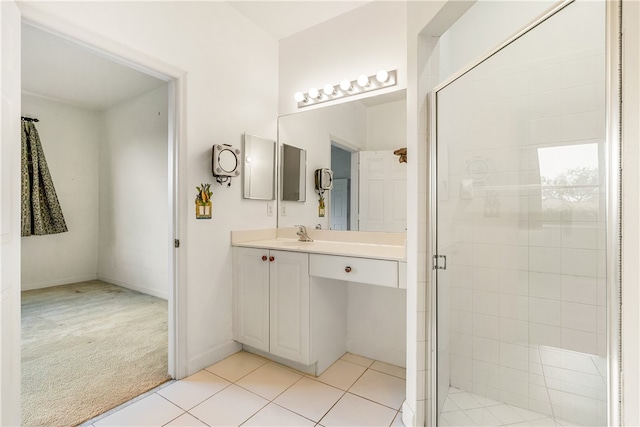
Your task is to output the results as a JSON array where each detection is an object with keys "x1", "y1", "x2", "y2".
[{"x1": 439, "y1": 387, "x2": 580, "y2": 427}]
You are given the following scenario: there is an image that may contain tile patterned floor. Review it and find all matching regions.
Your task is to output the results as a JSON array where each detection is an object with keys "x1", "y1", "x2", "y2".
[
  {"x1": 84, "y1": 351, "x2": 406, "y2": 427},
  {"x1": 439, "y1": 387, "x2": 583, "y2": 427}
]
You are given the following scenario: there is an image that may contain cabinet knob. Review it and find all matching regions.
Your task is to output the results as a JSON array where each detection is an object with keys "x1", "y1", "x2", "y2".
[
  {"x1": 345, "y1": 266, "x2": 352, "y2": 273},
  {"x1": 269, "y1": 256, "x2": 275, "y2": 262},
  {"x1": 262, "y1": 255, "x2": 268, "y2": 261}
]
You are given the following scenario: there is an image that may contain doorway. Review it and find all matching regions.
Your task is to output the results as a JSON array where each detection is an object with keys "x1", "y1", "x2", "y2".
[
  {"x1": 430, "y1": 0, "x2": 618, "y2": 425},
  {"x1": 18, "y1": 19, "x2": 182, "y2": 425}
]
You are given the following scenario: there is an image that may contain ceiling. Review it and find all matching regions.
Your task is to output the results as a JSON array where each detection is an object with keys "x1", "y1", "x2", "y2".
[
  {"x1": 227, "y1": 1, "x2": 370, "y2": 40},
  {"x1": 21, "y1": 2, "x2": 372, "y2": 111},
  {"x1": 21, "y1": 24, "x2": 167, "y2": 111}
]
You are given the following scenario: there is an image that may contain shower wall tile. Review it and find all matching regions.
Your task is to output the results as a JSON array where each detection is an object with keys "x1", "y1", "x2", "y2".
[
  {"x1": 472, "y1": 314, "x2": 500, "y2": 340},
  {"x1": 528, "y1": 247, "x2": 562, "y2": 273},
  {"x1": 500, "y1": 343, "x2": 529, "y2": 371},
  {"x1": 473, "y1": 336, "x2": 500, "y2": 364},
  {"x1": 561, "y1": 56, "x2": 599, "y2": 88},
  {"x1": 499, "y1": 294, "x2": 528, "y2": 321},
  {"x1": 529, "y1": 272, "x2": 562, "y2": 299},
  {"x1": 472, "y1": 290, "x2": 500, "y2": 316},
  {"x1": 450, "y1": 310, "x2": 473, "y2": 334},
  {"x1": 472, "y1": 267, "x2": 501, "y2": 292},
  {"x1": 561, "y1": 222, "x2": 598, "y2": 249},
  {"x1": 529, "y1": 298, "x2": 562, "y2": 326},
  {"x1": 562, "y1": 329, "x2": 597, "y2": 355},
  {"x1": 562, "y1": 302, "x2": 597, "y2": 333},
  {"x1": 529, "y1": 323, "x2": 562, "y2": 348},
  {"x1": 499, "y1": 270, "x2": 528, "y2": 295},
  {"x1": 500, "y1": 319, "x2": 528, "y2": 344},
  {"x1": 529, "y1": 222, "x2": 562, "y2": 247},
  {"x1": 560, "y1": 84, "x2": 599, "y2": 115},
  {"x1": 562, "y1": 275, "x2": 597, "y2": 305},
  {"x1": 561, "y1": 248, "x2": 598, "y2": 276}
]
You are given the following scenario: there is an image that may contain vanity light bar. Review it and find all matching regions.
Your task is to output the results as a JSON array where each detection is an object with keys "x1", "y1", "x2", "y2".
[{"x1": 294, "y1": 69, "x2": 397, "y2": 108}]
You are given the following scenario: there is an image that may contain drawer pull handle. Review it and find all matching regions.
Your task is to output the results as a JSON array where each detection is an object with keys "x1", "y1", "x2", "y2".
[
  {"x1": 262, "y1": 255, "x2": 268, "y2": 261},
  {"x1": 345, "y1": 266, "x2": 352, "y2": 273},
  {"x1": 269, "y1": 256, "x2": 275, "y2": 262}
]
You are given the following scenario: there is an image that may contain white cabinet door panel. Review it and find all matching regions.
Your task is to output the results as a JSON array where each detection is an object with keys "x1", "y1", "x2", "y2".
[
  {"x1": 269, "y1": 250, "x2": 310, "y2": 364},
  {"x1": 234, "y1": 247, "x2": 270, "y2": 352}
]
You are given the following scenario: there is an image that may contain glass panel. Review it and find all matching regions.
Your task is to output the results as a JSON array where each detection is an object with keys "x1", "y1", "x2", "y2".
[{"x1": 435, "y1": 1, "x2": 606, "y2": 426}]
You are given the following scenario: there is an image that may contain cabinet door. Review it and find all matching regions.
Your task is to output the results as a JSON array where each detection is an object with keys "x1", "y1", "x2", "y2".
[
  {"x1": 234, "y1": 247, "x2": 270, "y2": 352},
  {"x1": 269, "y1": 250, "x2": 310, "y2": 364}
]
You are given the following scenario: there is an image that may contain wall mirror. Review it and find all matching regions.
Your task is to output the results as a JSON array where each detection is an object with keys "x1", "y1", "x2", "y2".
[
  {"x1": 277, "y1": 89, "x2": 407, "y2": 231},
  {"x1": 242, "y1": 133, "x2": 275, "y2": 200},
  {"x1": 281, "y1": 143, "x2": 306, "y2": 202}
]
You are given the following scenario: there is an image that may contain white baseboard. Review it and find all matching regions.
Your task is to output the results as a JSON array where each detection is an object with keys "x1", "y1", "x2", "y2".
[
  {"x1": 97, "y1": 275, "x2": 168, "y2": 300},
  {"x1": 187, "y1": 340, "x2": 241, "y2": 377},
  {"x1": 21, "y1": 274, "x2": 98, "y2": 291},
  {"x1": 402, "y1": 401, "x2": 415, "y2": 426},
  {"x1": 346, "y1": 338, "x2": 406, "y2": 368}
]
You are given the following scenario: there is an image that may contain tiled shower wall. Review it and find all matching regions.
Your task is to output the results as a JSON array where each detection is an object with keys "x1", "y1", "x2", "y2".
[{"x1": 437, "y1": 1, "x2": 606, "y2": 424}]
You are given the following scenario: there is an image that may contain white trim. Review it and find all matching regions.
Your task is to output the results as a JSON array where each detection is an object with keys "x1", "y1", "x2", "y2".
[
  {"x1": 606, "y1": 1, "x2": 622, "y2": 425},
  {"x1": 21, "y1": 275, "x2": 98, "y2": 291},
  {"x1": 187, "y1": 341, "x2": 241, "y2": 376},
  {"x1": 18, "y1": 3, "x2": 184, "y2": 81},
  {"x1": 96, "y1": 276, "x2": 168, "y2": 300},
  {"x1": 18, "y1": 5, "x2": 187, "y2": 381}
]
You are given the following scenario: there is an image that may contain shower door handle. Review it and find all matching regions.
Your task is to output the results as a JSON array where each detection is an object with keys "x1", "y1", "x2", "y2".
[{"x1": 433, "y1": 255, "x2": 447, "y2": 270}]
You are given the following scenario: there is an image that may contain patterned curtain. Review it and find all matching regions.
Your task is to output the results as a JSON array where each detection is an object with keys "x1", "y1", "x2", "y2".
[{"x1": 21, "y1": 121, "x2": 68, "y2": 236}]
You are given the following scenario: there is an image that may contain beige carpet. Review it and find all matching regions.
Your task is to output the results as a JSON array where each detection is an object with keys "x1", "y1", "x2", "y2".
[{"x1": 21, "y1": 280, "x2": 170, "y2": 427}]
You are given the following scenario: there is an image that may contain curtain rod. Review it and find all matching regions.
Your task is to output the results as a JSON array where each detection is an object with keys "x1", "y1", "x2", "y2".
[{"x1": 21, "y1": 116, "x2": 39, "y2": 123}]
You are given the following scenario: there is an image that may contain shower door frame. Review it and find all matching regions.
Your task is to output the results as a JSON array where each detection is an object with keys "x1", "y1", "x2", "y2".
[{"x1": 426, "y1": 0, "x2": 623, "y2": 425}]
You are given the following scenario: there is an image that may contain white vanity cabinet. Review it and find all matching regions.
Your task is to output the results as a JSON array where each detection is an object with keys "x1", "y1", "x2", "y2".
[{"x1": 233, "y1": 247, "x2": 310, "y2": 364}]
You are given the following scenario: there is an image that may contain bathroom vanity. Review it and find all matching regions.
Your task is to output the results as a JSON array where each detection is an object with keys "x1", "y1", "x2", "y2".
[{"x1": 231, "y1": 228, "x2": 406, "y2": 375}]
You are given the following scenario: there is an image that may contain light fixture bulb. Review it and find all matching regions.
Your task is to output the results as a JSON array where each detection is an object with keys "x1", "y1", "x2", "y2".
[
  {"x1": 294, "y1": 91, "x2": 306, "y2": 103},
  {"x1": 323, "y1": 84, "x2": 335, "y2": 96},
  {"x1": 376, "y1": 69, "x2": 389, "y2": 83},
  {"x1": 340, "y1": 79, "x2": 352, "y2": 91},
  {"x1": 308, "y1": 87, "x2": 320, "y2": 99},
  {"x1": 246, "y1": 156, "x2": 252, "y2": 163},
  {"x1": 357, "y1": 74, "x2": 369, "y2": 87}
]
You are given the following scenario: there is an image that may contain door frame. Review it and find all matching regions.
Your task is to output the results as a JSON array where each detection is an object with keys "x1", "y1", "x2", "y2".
[
  {"x1": 330, "y1": 135, "x2": 359, "y2": 231},
  {"x1": 426, "y1": 0, "x2": 622, "y2": 425},
  {"x1": 18, "y1": 5, "x2": 188, "y2": 380}
]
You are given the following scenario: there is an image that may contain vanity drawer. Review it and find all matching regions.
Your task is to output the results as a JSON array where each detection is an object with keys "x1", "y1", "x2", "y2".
[{"x1": 309, "y1": 254, "x2": 398, "y2": 288}]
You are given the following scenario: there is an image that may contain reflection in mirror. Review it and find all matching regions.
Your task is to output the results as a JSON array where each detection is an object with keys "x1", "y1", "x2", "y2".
[
  {"x1": 277, "y1": 90, "x2": 407, "y2": 231},
  {"x1": 242, "y1": 133, "x2": 275, "y2": 200},
  {"x1": 281, "y1": 144, "x2": 306, "y2": 202}
]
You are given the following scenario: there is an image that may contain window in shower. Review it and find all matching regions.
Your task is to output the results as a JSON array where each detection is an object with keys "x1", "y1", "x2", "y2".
[{"x1": 433, "y1": 1, "x2": 607, "y2": 426}]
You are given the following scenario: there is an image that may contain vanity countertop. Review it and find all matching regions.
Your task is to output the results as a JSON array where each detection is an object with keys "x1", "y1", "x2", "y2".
[{"x1": 231, "y1": 228, "x2": 406, "y2": 261}]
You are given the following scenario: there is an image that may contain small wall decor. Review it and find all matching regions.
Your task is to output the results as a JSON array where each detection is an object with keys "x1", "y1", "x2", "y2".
[
  {"x1": 195, "y1": 183, "x2": 213, "y2": 219},
  {"x1": 394, "y1": 147, "x2": 407, "y2": 163}
]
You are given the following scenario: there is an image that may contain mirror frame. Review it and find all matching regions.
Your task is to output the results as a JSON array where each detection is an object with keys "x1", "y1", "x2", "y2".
[
  {"x1": 280, "y1": 143, "x2": 306, "y2": 202},
  {"x1": 242, "y1": 133, "x2": 276, "y2": 200}
]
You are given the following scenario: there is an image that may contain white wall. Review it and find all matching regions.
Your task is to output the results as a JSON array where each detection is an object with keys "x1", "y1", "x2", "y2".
[
  {"x1": 278, "y1": 1, "x2": 407, "y2": 116},
  {"x1": 98, "y1": 85, "x2": 169, "y2": 299},
  {"x1": 20, "y1": 94, "x2": 101, "y2": 290},
  {"x1": 366, "y1": 99, "x2": 407, "y2": 151},
  {"x1": 347, "y1": 283, "x2": 407, "y2": 367},
  {"x1": 18, "y1": 1, "x2": 280, "y2": 375}
]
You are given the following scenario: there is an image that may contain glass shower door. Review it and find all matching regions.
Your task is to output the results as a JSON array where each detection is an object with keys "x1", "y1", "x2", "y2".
[{"x1": 434, "y1": 1, "x2": 607, "y2": 425}]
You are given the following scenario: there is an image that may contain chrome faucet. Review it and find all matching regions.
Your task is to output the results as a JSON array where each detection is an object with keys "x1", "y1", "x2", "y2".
[{"x1": 295, "y1": 225, "x2": 313, "y2": 242}]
